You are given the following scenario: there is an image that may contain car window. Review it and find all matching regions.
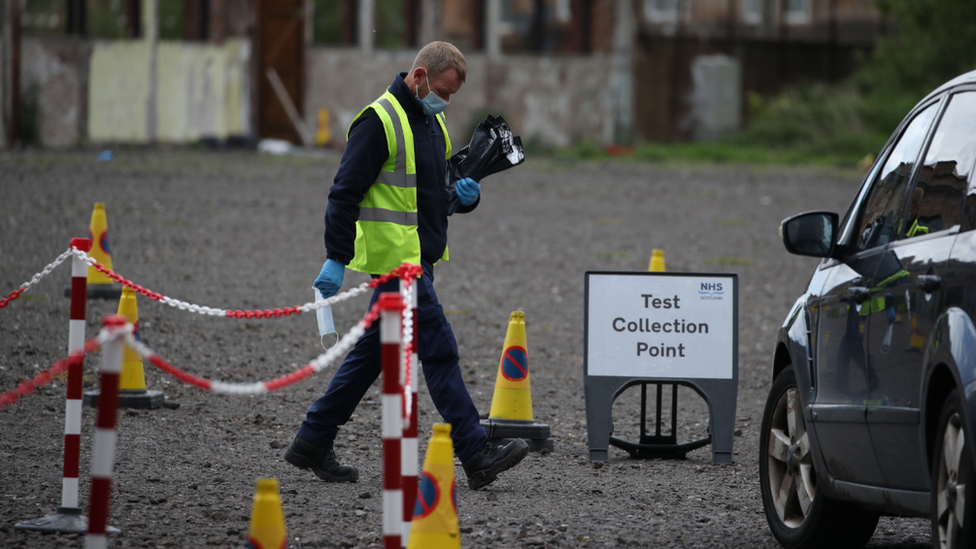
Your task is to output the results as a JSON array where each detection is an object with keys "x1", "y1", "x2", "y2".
[
  {"x1": 856, "y1": 103, "x2": 938, "y2": 250},
  {"x1": 902, "y1": 92, "x2": 976, "y2": 238}
]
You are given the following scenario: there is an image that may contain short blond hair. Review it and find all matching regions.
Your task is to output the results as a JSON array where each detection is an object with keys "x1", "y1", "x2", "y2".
[{"x1": 410, "y1": 41, "x2": 466, "y2": 83}]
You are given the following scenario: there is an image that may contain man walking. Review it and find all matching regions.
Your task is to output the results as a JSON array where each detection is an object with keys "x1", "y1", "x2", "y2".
[{"x1": 284, "y1": 42, "x2": 528, "y2": 490}]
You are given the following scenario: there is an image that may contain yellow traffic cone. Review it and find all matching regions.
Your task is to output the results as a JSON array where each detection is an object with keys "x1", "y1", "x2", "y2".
[
  {"x1": 407, "y1": 424, "x2": 460, "y2": 549},
  {"x1": 480, "y1": 312, "x2": 554, "y2": 452},
  {"x1": 489, "y1": 312, "x2": 533, "y2": 421},
  {"x1": 85, "y1": 203, "x2": 122, "y2": 299},
  {"x1": 83, "y1": 287, "x2": 164, "y2": 409},
  {"x1": 247, "y1": 478, "x2": 288, "y2": 549},
  {"x1": 118, "y1": 287, "x2": 146, "y2": 391},
  {"x1": 648, "y1": 249, "x2": 666, "y2": 272},
  {"x1": 88, "y1": 203, "x2": 115, "y2": 285},
  {"x1": 314, "y1": 108, "x2": 332, "y2": 146}
]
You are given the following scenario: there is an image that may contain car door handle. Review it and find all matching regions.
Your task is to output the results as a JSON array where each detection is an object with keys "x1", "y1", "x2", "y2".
[
  {"x1": 847, "y1": 287, "x2": 871, "y2": 304},
  {"x1": 916, "y1": 275, "x2": 942, "y2": 293}
]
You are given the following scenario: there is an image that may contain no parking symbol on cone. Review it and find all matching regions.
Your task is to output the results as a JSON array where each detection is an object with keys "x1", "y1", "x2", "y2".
[{"x1": 408, "y1": 423, "x2": 459, "y2": 549}]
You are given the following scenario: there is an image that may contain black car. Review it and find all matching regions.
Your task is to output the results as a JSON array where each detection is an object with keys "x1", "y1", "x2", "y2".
[{"x1": 760, "y1": 70, "x2": 976, "y2": 549}]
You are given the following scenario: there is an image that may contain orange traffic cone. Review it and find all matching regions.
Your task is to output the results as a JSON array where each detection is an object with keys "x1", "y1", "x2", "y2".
[
  {"x1": 407, "y1": 424, "x2": 459, "y2": 549},
  {"x1": 480, "y1": 312, "x2": 553, "y2": 452},
  {"x1": 83, "y1": 287, "x2": 164, "y2": 409},
  {"x1": 86, "y1": 202, "x2": 122, "y2": 299},
  {"x1": 247, "y1": 478, "x2": 288, "y2": 549}
]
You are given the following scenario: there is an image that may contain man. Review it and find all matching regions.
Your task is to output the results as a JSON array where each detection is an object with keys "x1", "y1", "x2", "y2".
[{"x1": 284, "y1": 42, "x2": 528, "y2": 490}]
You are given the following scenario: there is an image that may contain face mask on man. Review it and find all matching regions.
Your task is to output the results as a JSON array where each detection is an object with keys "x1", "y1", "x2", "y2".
[{"x1": 418, "y1": 71, "x2": 450, "y2": 116}]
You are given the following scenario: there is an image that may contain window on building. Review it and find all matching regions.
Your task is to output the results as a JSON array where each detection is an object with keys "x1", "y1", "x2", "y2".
[
  {"x1": 313, "y1": 0, "x2": 346, "y2": 45},
  {"x1": 555, "y1": 0, "x2": 571, "y2": 24},
  {"x1": 21, "y1": 0, "x2": 66, "y2": 35},
  {"x1": 159, "y1": 0, "x2": 185, "y2": 39},
  {"x1": 643, "y1": 0, "x2": 681, "y2": 24},
  {"x1": 785, "y1": 0, "x2": 811, "y2": 25},
  {"x1": 86, "y1": 0, "x2": 127, "y2": 38},
  {"x1": 374, "y1": 0, "x2": 407, "y2": 49},
  {"x1": 741, "y1": 0, "x2": 762, "y2": 25}
]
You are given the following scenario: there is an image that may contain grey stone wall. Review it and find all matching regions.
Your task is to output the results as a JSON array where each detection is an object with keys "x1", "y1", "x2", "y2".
[
  {"x1": 20, "y1": 37, "x2": 91, "y2": 147},
  {"x1": 304, "y1": 48, "x2": 615, "y2": 149}
]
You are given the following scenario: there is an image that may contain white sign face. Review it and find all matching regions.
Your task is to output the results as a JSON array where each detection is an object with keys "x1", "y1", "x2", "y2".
[{"x1": 586, "y1": 273, "x2": 735, "y2": 379}]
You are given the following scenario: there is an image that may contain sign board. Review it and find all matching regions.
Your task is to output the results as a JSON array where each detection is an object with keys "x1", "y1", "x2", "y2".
[
  {"x1": 584, "y1": 271, "x2": 738, "y2": 464},
  {"x1": 587, "y1": 273, "x2": 735, "y2": 379}
]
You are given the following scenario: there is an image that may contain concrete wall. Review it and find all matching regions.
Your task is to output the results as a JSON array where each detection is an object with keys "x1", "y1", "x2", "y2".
[
  {"x1": 89, "y1": 38, "x2": 250, "y2": 143},
  {"x1": 304, "y1": 48, "x2": 614, "y2": 149},
  {"x1": 13, "y1": 37, "x2": 91, "y2": 147}
]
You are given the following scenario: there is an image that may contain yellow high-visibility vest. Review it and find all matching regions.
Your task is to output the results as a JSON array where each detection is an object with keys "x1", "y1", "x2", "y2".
[{"x1": 345, "y1": 90, "x2": 452, "y2": 275}]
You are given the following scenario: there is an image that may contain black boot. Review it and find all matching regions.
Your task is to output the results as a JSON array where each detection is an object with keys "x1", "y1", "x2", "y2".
[
  {"x1": 461, "y1": 439, "x2": 529, "y2": 490},
  {"x1": 283, "y1": 436, "x2": 359, "y2": 482}
]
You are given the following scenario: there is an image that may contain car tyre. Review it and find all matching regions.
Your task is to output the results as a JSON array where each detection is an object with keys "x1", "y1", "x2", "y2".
[
  {"x1": 759, "y1": 366, "x2": 879, "y2": 549},
  {"x1": 931, "y1": 388, "x2": 975, "y2": 549}
]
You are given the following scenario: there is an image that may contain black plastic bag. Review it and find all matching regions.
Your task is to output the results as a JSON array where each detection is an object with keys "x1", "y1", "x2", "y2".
[{"x1": 445, "y1": 115, "x2": 525, "y2": 215}]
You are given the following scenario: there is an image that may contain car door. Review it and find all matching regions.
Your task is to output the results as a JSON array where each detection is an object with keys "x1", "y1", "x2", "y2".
[
  {"x1": 810, "y1": 101, "x2": 940, "y2": 486},
  {"x1": 866, "y1": 91, "x2": 976, "y2": 491}
]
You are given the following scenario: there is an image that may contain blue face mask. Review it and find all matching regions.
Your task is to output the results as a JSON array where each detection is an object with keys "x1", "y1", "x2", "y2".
[{"x1": 419, "y1": 72, "x2": 450, "y2": 116}]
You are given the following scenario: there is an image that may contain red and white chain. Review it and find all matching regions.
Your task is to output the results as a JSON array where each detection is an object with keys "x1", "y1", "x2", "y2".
[
  {"x1": 70, "y1": 247, "x2": 371, "y2": 317},
  {"x1": 0, "y1": 248, "x2": 75, "y2": 308},
  {"x1": 400, "y1": 279, "x2": 415, "y2": 423}
]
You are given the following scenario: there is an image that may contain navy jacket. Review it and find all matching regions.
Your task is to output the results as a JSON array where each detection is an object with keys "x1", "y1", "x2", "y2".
[{"x1": 324, "y1": 72, "x2": 478, "y2": 266}]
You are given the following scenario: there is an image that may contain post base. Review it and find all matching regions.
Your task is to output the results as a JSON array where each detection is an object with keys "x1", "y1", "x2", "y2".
[
  {"x1": 14, "y1": 507, "x2": 120, "y2": 534},
  {"x1": 480, "y1": 418, "x2": 554, "y2": 453},
  {"x1": 64, "y1": 284, "x2": 124, "y2": 300},
  {"x1": 84, "y1": 389, "x2": 165, "y2": 409}
]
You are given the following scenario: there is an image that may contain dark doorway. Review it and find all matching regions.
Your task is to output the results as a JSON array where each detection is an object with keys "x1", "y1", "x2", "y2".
[{"x1": 256, "y1": 0, "x2": 306, "y2": 143}]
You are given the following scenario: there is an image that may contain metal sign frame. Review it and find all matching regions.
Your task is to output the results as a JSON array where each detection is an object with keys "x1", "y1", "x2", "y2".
[{"x1": 584, "y1": 271, "x2": 738, "y2": 465}]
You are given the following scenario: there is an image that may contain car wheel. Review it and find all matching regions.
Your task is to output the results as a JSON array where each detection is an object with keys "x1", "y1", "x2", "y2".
[
  {"x1": 759, "y1": 366, "x2": 879, "y2": 549},
  {"x1": 931, "y1": 388, "x2": 975, "y2": 549}
]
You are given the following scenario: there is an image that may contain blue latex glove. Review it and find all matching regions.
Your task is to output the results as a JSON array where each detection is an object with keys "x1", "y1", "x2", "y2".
[
  {"x1": 455, "y1": 177, "x2": 481, "y2": 207},
  {"x1": 314, "y1": 259, "x2": 345, "y2": 299}
]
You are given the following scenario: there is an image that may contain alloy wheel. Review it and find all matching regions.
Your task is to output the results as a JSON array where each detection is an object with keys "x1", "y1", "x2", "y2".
[
  {"x1": 935, "y1": 411, "x2": 967, "y2": 548},
  {"x1": 766, "y1": 387, "x2": 816, "y2": 528}
]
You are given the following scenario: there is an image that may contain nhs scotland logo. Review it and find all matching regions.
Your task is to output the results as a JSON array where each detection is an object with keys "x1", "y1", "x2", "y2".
[{"x1": 699, "y1": 282, "x2": 725, "y2": 300}]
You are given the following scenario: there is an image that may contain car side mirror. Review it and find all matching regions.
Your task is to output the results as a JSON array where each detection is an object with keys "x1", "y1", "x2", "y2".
[{"x1": 780, "y1": 211, "x2": 839, "y2": 258}]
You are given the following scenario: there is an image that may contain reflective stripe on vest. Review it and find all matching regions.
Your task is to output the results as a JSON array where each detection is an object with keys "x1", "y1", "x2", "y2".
[{"x1": 346, "y1": 90, "x2": 451, "y2": 274}]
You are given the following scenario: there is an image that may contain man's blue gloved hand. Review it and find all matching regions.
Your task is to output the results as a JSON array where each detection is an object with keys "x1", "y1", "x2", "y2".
[
  {"x1": 455, "y1": 177, "x2": 481, "y2": 207},
  {"x1": 314, "y1": 259, "x2": 345, "y2": 299}
]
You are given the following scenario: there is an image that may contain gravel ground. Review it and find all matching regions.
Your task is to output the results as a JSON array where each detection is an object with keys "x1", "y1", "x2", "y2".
[{"x1": 0, "y1": 149, "x2": 933, "y2": 548}]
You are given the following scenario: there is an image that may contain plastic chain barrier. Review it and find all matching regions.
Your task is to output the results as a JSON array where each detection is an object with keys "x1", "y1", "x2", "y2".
[
  {"x1": 130, "y1": 281, "x2": 411, "y2": 396},
  {"x1": 1, "y1": 245, "x2": 422, "y2": 413},
  {"x1": 400, "y1": 282, "x2": 415, "y2": 422},
  {"x1": 0, "y1": 336, "x2": 102, "y2": 409},
  {"x1": 0, "y1": 248, "x2": 75, "y2": 308},
  {"x1": 0, "y1": 288, "x2": 408, "y2": 408}
]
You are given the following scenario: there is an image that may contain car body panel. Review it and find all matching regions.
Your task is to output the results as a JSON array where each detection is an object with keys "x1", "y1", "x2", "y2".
[{"x1": 767, "y1": 70, "x2": 976, "y2": 523}]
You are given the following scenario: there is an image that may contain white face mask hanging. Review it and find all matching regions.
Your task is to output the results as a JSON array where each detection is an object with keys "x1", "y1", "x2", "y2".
[{"x1": 314, "y1": 288, "x2": 339, "y2": 351}]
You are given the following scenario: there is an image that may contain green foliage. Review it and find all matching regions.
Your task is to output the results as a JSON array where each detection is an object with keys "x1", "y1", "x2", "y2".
[
  {"x1": 862, "y1": 0, "x2": 976, "y2": 96},
  {"x1": 314, "y1": 0, "x2": 407, "y2": 48},
  {"x1": 731, "y1": 82, "x2": 900, "y2": 162},
  {"x1": 87, "y1": 0, "x2": 126, "y2": 39},
  {"x1": 313, "y1": 0, "x2": 345, "y2": 45},
  {"x1": 158, "y1": 0, "x2": 185, "y2": 40}
]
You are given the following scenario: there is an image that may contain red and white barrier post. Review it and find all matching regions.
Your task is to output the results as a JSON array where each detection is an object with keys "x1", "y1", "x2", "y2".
[
  {"x1": 380, "y1": 292, "x2": 404, "y2": 549},
  {"x1": 86, "y1": 315, "x2": 127, "y2": 549},
  {"x1": 14, "y1": 238, "x2": 93, "y2": 534},
  {"x1": 401, "y1": 282, "x2": 419, "y2": 546},
  {"x1": 64, "y1": 238, "x2": 90, "y2": 510}
]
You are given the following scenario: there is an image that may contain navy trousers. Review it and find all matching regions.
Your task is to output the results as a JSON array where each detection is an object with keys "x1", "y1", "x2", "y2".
[{"x1": 297, "y1": 261, "x2": 487, "y2": 462}]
